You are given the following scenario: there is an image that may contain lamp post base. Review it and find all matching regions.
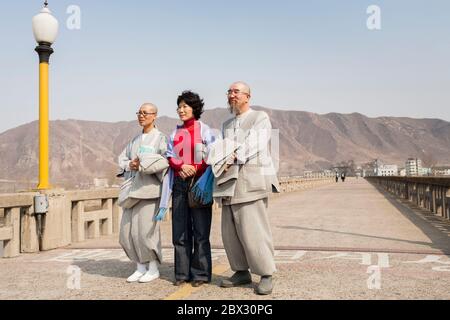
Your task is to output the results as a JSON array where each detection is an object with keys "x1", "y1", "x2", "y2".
[
  {"x1": 37, "y1": 183, "x2": 52, "y2": 190},
  {"x1": 35, "y1": 42, "x2": 54, "y2": 64}
]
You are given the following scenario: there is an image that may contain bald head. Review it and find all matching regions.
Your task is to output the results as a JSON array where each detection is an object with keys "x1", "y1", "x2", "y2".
[
  {"x1": 230, "y1": 81, "x2": 251, "y2": 96},
  {"x1": 140, "y1": 103, "x2": 158, "y2": 114},
  {"x1": 138, "y1": 103, "x2": 158, "y2": 132}
]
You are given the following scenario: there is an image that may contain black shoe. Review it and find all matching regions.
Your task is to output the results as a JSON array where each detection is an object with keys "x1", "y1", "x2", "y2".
[
  {"x1": 220, "y1": 271, "x2": 252, "y2": 288},
  {"x1": 255, "y1": 276, "x2": 273, "y2": 295},
  {"x1": 174, "y1": 279, "x2": 188, "y2": 286},
  {"x1": 192, "y1": 280, "x2": 207, "y2": 287}
]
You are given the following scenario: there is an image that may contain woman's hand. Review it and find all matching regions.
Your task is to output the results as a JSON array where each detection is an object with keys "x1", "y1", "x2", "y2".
[
  {"x1": 129, "y1": 158, "x2": 140, "y2": 171},
  {"x1": 181, "y1": 165, "x2": 196, "y2": 178},
  {"x1": 179, "y1": 171, "x2": 189, "y2": 180}
]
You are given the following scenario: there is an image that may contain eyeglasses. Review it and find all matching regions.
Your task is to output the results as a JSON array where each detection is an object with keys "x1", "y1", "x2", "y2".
[
  {"x1": 226, "y1": 89, "x2": 249, "y2": 96},
  {"x1": 136, "y1": 112, "x2": 156, "y2": 117}
]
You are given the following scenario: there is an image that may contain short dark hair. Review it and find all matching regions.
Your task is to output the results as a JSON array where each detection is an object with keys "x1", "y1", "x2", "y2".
[{"x1": 177, "y1": 90, "x2": 205, "y2": 120}]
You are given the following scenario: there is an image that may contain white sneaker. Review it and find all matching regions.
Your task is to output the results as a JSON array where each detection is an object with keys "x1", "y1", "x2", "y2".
[
  {"x1": 138, "y1": 269, "x2": 160, "y2": 283},
  {"x1": 127, "y1": 270, "x2": 145, "y2": 283}
]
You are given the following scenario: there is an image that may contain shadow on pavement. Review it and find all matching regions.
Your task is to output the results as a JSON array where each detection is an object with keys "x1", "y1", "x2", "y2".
[
  {"x1": 367, "y1": 180, "x2": 450, "y2": 254},
  {"x1": 73, "y1": 259, "x2": 176, "y2": 283},
  {"x1": 277, "y1": 225, "x2": 439, "y2": 248}
]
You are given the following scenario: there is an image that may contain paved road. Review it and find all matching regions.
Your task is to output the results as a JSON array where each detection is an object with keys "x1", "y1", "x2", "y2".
[{"x1": 1, "y1": 178, "x2": 449, "y2": 299}]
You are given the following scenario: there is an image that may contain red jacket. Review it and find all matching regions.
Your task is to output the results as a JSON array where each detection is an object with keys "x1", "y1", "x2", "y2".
[{"x1": 168, "y1": 118, "x2": 208, "y2": 178}]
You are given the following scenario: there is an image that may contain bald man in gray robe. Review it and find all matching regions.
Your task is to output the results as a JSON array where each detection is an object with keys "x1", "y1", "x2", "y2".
[{"x1": 217, "y1": 82, "x2": 280, "y2": 295}]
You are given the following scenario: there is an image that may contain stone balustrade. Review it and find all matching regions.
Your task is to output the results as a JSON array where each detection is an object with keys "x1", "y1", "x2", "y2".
[
  {"x1": 277, "y1": 177, "x2": 335, "y2": 194},
  {"x1": 0, "y1": 193, "x2": 36, "y2": 258},
  {"x1": 0, "y1": 177, "x2": 333, "y2": 258},
  {"x1": 66, "y1": 189, "x2": 121, "y2": 243},
  {"x1": 366, "y1": 176, "x2": 450, "y2": 221}
]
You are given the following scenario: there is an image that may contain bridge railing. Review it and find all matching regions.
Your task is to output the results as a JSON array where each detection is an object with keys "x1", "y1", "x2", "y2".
[
  {"x1": 366, "y1": 176, "x2": 450, "y2": 221},
  {"x1": 66, "y1": 189, "x2": 121, "y2": 243},
  {"x1": 277, "y1": 176, "x2": 335, "y2": 193},
  {"x1": 0, "y1": 176, "x2": 333, "y2": 258},
  {"x1": 0, "y1": 193, "x2": 35, "y2": 258}
]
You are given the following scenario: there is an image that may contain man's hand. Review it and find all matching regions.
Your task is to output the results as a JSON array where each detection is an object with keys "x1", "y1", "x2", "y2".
[
  {"x1": 129, "y1": 158, "x2": 140, "y2": 171},
  {"x1": 224, "y1": 153, "x2": 237, "y2": 173},
  {"x1": 181, "y1": 165, "x2": 196, "y2": 178}
]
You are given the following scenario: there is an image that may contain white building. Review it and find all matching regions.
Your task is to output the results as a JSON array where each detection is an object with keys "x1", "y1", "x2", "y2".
[
  {"x1": 303, "y1": 170, "x2": 335, "y2": 179},
  {"x1": 370, "y1": 159, "x2": 398, "y2": 176},
  {"x1": 419, "y1": 167, "x2": 432, "y2": 176},
  {"x1": 377, "y1": 164, "x2": 398, "y2": 176},
  {"x1": 94, "y1": 178, "x2": 109, "y2": 188},
  {"x1": 405, "y1": 158, "x2": 422, "y2": 176},
  {"x1": 432, "y1": 166, "x2": 450, "y2": 176}
]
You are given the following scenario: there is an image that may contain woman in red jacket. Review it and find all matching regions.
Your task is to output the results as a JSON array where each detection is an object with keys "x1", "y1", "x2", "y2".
[{"x1": 167, "y1": 91, "x2": 215, "y2": 287}]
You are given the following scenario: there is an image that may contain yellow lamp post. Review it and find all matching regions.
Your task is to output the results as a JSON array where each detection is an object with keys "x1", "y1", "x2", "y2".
[{"x1": 32, "y1": 1, "x2": 59, "y2": 190}]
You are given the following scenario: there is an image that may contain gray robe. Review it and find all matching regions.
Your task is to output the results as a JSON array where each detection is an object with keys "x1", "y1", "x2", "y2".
[
  {"x1": 219, "y1": 109, "x2": 278, "y2": 276},
  {"x1": 118, "y1": 128, "x2": 168, "y2": 264}
]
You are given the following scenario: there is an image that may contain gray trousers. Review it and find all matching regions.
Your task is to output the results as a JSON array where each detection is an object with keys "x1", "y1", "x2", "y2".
[
  {"x1": 119, "y1": 199, "x2": 162, "y2": 264},
  {"x1": 221, "y1": 198, "x2": 276, "y2": 276}
]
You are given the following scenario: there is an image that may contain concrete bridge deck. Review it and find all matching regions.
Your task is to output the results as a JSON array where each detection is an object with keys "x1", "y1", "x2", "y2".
[{"x1": 1, "y1": 178, "x2": 449, "y2": 299}]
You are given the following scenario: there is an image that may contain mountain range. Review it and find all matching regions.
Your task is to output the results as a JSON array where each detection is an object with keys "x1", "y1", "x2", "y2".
[{"x1": 1, "y1": 106, "x2": 449, "y2": 192}]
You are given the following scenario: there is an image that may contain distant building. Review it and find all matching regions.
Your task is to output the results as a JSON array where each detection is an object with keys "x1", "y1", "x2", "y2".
[
  {"x1": 368, "y1": 159, "x2": 398, "y2": 176},
  {"x1": 303, "y1": 170, "x2": 335, "y2": 179},
  {"x1": 94, "y1": 178, "x2": 109, "y2": 188},
  {"x1": 355, "y1": 166, "x2": 363, "y2": 177},
  {"x1": 399, "y1": 168, "x2": 406, "y2": 177},
  {"x1": 377, "y1": 164, "x2": 398, "y2": 176},
  {"x1": 419, "y1": 167, "x2": 432, "y2": 176},
  {"x1": 405, "y1": 158, "x2": 422, "y2": 176},
  {"x1": 432, "y1": 166, "x2": 450, "y2": 176}
]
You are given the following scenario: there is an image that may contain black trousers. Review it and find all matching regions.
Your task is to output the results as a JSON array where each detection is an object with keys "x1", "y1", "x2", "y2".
[{"x1": 172, "y1": 176, "x2": 212, "y2": 282}]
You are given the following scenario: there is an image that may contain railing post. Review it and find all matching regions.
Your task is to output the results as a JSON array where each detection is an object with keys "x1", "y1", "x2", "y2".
[
  {"x1": 3, "y1": 208, "x2": 20, "y2": 258},
  {"x1": 21, "y1": 206, "x2": 39, "y2": 253},
  {"x1": 414, "y1": 183, "x2": 418, "y2": 206},
  {"x1": 442, "y1": 187, "x2": 447, "y2": 219},
  {"x1": 405, "y1": 183, "x2": 409, "y2": 201},
  {"x1": 71, "y1": 200, "x2": 85, "y2": 242},
  {"x1": 87, "y1": 218, "x2": 99, "y2": 239},
  {"x1": 438, "y1": 187, "x2": 443, "y2": 215},
  {"x1": 431, "y1": 186, "x2": 437, "y2": 213},
  {"x1": 101, "y1": 198, "x2": 113, "y2": 236},
  {"x1": 445, "y1": 189, "x2": 450, "y2": 220},
  {"x1": 112, "y1": 198, "x2": 122, "y2": 234}
]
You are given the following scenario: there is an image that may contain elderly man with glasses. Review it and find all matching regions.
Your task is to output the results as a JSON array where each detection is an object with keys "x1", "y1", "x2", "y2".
[{"x1": 216, "y1": 82, "x2": 280, "y2": 295}]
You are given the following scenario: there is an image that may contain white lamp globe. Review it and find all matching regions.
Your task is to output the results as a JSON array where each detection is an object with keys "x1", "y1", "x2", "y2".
[{"x1": 32, "y1": 7, "x2": 59, "y2": 44}]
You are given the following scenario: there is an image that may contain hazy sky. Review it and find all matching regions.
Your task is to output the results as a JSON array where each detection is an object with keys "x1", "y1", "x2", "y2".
[{"x1": 1, "y1": 0, "x2": 449, "y2": 133}]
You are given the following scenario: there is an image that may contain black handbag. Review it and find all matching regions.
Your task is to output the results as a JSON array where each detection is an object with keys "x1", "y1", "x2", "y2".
[{"x1": 187, "y1": 176, "x2": 213, "y2": 209}]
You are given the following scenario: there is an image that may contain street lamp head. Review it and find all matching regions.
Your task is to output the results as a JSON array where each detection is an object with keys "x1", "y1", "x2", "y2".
[{"x1": 32, "y1": 5, "x2": 59, "y2": 45}]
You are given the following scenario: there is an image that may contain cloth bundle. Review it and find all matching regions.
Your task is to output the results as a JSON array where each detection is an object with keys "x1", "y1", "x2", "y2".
[
  {"x1": 205, "y1": 138, "x2": 241, "y2": 199},
  {"x1": 206, "y1": 138, "x2": 241, "y2": 177},
  {"x1": 118, "y1": 175, "x2": 139, "y2": 209}
]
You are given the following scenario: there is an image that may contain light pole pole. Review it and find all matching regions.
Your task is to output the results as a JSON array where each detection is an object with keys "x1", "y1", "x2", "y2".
[{"x1": 32, "y1": 1, "x2": 59, "y2": 190}]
